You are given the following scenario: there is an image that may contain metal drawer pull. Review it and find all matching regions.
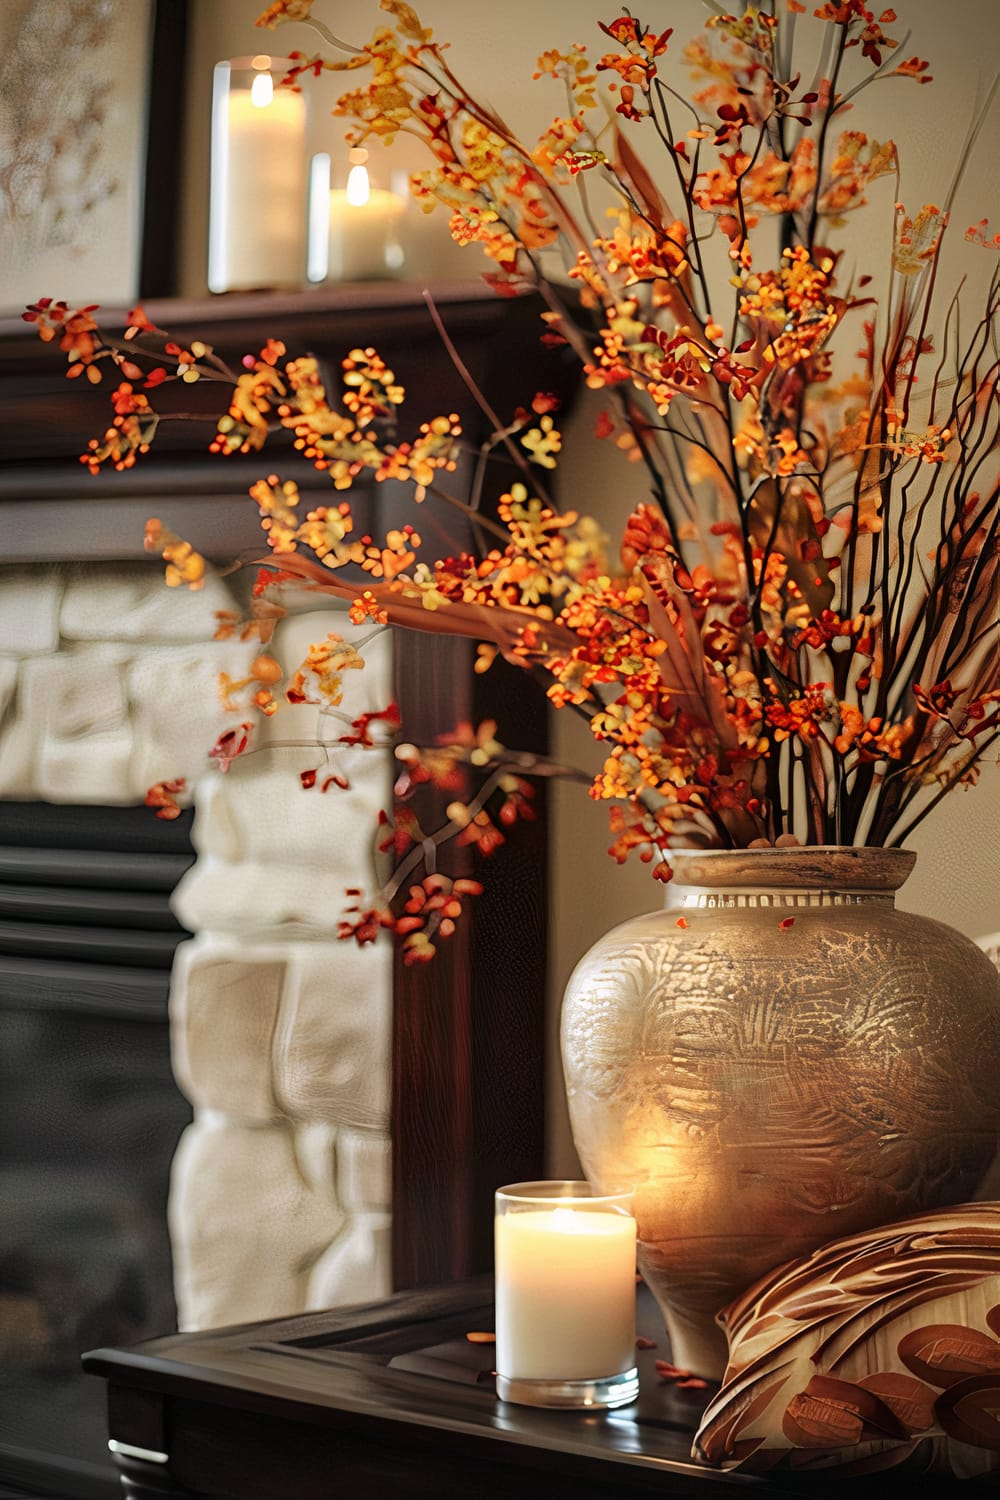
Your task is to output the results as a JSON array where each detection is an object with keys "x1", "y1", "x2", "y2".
[{"x1": 108, "y1": 1439, "x2": 169, "y2": 1464}]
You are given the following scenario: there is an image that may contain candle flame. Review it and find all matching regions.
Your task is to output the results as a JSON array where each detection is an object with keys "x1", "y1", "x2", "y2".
[
  {"x1": 551, "y1": 1206, "x2": 582, "y2": 1232},
  {"x1": 346, "y1": 162, "x2": 371, "y2": 207},
  {"x1": 250, "y1": 70, "x2": 274, "y2": 108}
]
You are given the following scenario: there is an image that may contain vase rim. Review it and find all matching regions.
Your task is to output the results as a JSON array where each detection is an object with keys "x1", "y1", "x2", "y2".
[{"x1": 670, "y1": 845, "x2": 916, "y2": 891}]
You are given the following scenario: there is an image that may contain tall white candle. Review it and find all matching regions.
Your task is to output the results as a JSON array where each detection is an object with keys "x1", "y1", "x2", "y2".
[
  {"x1": 209, "y1": 61, "x2": 307, "y2": 293},
  {"x1": 495, "y1": 1196, "x2": 636, "y2": 1387}
]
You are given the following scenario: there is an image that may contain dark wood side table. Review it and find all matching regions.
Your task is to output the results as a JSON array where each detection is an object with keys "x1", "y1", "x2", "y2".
[{"x1": 82, "y1": 1279, "x2": 967, "y2": 1500}]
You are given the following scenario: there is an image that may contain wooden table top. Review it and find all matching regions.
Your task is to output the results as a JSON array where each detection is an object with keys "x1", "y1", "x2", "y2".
[{"x1": 82, "y1": 1277, "x2": 976, "y2": 1499}]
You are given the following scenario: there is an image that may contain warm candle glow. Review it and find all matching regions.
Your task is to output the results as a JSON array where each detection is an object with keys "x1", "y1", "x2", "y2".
[
  {"x1": 551, "y1": 1205, "x2": 588, "y2": 1232},
  {"x1": 346, "y1": 162, "x2": 370, "y2": 208},
  {"x1": 250, "y1": 70, "x2": 274, "y2": 107}
]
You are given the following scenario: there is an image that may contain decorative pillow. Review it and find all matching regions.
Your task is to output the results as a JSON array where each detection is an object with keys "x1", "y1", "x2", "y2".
[{"x1": 693, "y1": 1204, "x2": 1000, "y2": 1480}]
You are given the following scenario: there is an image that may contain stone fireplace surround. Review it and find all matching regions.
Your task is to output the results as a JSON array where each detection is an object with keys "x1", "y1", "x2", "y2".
[
  {"x1": 0, "y1": 558, "x2": 394, "y2": 1335},
  {"x1": 166, "y1": 607, "x2": 396, "y2": 1330}
]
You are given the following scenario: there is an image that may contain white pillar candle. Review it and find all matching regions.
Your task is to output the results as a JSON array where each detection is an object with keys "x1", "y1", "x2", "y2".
[
  {"x1": 494, "y1": 1182, "x2": 637, "y2": 1407},
  {"x1": 327, "y1": 166, "x2": 406, "y2": 282},
  {"x1": 209, "y1": 59, "x2": 307, "y2": 293}
]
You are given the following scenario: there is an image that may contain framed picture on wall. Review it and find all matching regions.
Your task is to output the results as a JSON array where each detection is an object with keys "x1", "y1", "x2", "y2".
[{"x1": 0, "y1": 0, "x2": 188, "y2": 316}]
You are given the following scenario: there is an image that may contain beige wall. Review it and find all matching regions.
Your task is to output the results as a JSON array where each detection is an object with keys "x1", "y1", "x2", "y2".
[{"x1": 182, "y1": 1, "x2": 999, "y2": 1173}]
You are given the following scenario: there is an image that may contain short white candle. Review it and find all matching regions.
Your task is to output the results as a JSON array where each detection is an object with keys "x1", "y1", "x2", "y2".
[
  {"x1": 495, "y1": 1202, "x2": 636, "y2": 1382},
  {"x1": 209, "y1": 61, "x2": 307, "y2": 293},
  {"x1": 327, "y1": 174, "x2": 406, "y2": 282}
]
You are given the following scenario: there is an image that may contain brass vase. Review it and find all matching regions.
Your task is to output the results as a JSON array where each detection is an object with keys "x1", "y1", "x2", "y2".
[{"x1": 560, "y1": 847, "x2": 1000, "y2": 1379}]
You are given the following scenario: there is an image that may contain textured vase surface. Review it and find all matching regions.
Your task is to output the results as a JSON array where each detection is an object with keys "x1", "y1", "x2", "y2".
[{"x1": 560, "y1": 847, "x2": 1000, "y2": 1379}]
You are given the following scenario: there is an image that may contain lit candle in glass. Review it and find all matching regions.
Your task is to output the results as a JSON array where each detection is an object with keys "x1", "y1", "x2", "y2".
[
  {"x1": 494, "y1": 1181, "x2": 638, "y2": 1409},
  {"x1": 324, "y1": 149, "x2": 406, "y2": 282},
  {"x1": 208, "y1": 55, "x2": 308, "y2": 293}
]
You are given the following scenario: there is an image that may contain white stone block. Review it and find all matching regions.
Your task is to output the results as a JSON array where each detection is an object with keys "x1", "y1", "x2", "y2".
[
  {"x1": 305, "y1": 1212, "x2": 392, "y2": 1313},
  {"x1": 169, "y1": 1117, "x2": 345, "y2": 1331},
  {"x1": 172, "y1": 753, "x2": 392, "y2": 935},
  {"x1": 167, "y1": 608, "x2": 394, "y2": 933},
  {"x1": 336, "y1": 1128, "x2": 392, "y2": 1213},
  {"x1": 0, "y1": 692, "x2": 35, "y2": 798},
  {"x1": 0, "y1": 566, "x2": 62, "y2": 654},
  {"x1": 60, "y1": 562, "x2": 238, "y2": 643},
  {"x1": 16, "y1": 646, "x2": 135, "y2": 803},
  {"x1": 170, "y1": 938, "x2": 285, "y2": 1120},
  {"x1": 267, "y1": 611, "x2": 394, "y2": 720},
  {"x1": 218, "y1": 748, "x2": 391, "y2": 872},
  {"x1": 175, "y1": 774, "x2": 244, "y2": 866},
  {"x1": 126, "y1": 640, "x2": 256, "y2": 795},
  {"x1": 271, "y1": 942, "x2": 392, "y2": 1132}
]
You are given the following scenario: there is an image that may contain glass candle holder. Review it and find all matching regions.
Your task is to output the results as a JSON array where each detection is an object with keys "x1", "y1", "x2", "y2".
[
  {"x1": 208, "y1": 55, "x2": 309, "y2": 293},
  {"x1": 494, "y1": 1181, "x2": 638, "y2": 1409},
  {"x1": 308, "y1": 149, "x2": 406, "y2": 283}
]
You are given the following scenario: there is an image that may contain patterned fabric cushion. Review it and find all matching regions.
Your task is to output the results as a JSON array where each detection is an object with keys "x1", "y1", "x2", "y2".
[{"x1": 693, "y1": 1204, "x2": 1000, "y2": 1480}]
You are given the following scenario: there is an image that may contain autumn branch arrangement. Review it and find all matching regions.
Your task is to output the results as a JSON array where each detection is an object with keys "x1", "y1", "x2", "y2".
[{"x1": 27, "y1": 0, "x2": 999, "y2": 958}]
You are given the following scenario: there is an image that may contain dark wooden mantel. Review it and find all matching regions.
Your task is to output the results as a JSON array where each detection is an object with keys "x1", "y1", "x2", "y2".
[
  {"x1": 0, "y1": 281, "x2": 572, "y2": 559},
  {"x1": 0, "y1": 282, "x2": 576, "y2": 1293}
]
